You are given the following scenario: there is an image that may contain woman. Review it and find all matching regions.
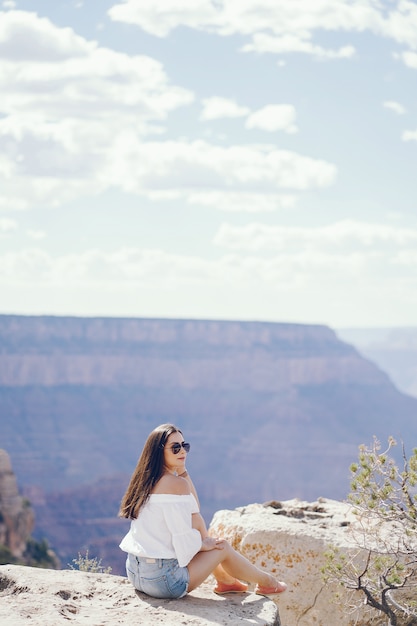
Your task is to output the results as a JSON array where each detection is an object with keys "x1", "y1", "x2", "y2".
[{"x1": 119, "y1": 423, "x2": 287, "y2": 600}]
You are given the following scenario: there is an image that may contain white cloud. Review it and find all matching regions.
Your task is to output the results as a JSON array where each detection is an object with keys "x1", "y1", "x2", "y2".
[
  {"x1": 0, "y1": 217, "x2": 17, "y2": 233},
  {"x1": 394, "y1": 250, "x2": 417, "y2": 266},
  {"x1": 145, "y1": 189, "x2": 297, "y2": 212},
  {"x1": 0, "y1": 10, "x2": 335, "y2": 212},
  {"x1": 2, "y1": 220, "x2": 416, "y2": 293},
  {"x1": 185, "y1": 191, "x2": 296, "y2": 212},
  {"x1": 383, "y1": 100, "x2": 406, "y2": 115},
  {"x1": 213, "y1": 220, "x2": 417, "y2": 252},
  {"x1": 1, "y1": 215, "x2": 416, "y2": 324},
  {"x1": 0, "y1": 10, "x2": 196, "y2": 209},
  {"x1": 2, "y1": 1, "x2": 16, "y2": 9},
  {"x1": 106, "y1": 139, "x2": 337, "y2": 193},
  {"x1": 27, "y1": 229, "x2": 46, "y2": 240},
  {"x1": 2, "y1": 244, "x2": 415, "y2": 326},
  {"x1": 241, "y1": 34, "x2": 355, "y2": 59},
  {"x1": 0, "y1": 35, "x2": 193, "y2": 121},
  {"x1": 0, "y1": 245, "x2": 356, "y2": 288},
  {"x1": 200, "y1": 98, "x2": 298, "y2": 134},
  {"x1": 147, "y1": 189, "x2": 296, "y2": 212},
  {"x1": 200, "y1": 97, "x2": 250, "y2": 120},
  {"x1": 245, "y1": 104, "x2": 298, "y2": 133},
  {"x1": 108, "y1": 0, "x2": 417, "y2": 58},
  {"x1": 402, "y1": 129, "x2": 417, "y2": 141},
  {"x1": 382, "y1": 1, "x2": 417, "y2": 49},
  {"x1": 397, "y1": 51, "x2": 417, "y2": 68},
  {"x1": 0, "y1": 152, "x2": 16, "y2": 179},
  {"x1": 0, "y1": 10, "x2": 96, "y2": 60},
  {"x1": 108, "y1": 0, "x2": 218, "y2": 38},
  {"x1": 0, "y1": 170, "x2": 109, "y2": 211},
  {"x1": 0, "y1": 247, "x2": 227, "y2": 286}
]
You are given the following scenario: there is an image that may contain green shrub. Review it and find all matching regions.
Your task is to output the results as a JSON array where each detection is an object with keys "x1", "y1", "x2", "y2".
[
  {"x1": 323, "y1": 437, "x2": 417, "y2": 626},
  {"x1": 69, "y1": 550, "x2": 112, "y2": 574}
]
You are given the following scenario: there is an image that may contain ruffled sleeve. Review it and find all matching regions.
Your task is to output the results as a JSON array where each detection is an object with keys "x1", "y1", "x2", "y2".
[{"x1": 162, "y1": 495, "x2": 202, "y2": 567}]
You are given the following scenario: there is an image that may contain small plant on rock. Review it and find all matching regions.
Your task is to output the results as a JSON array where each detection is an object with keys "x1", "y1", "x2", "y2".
[
  {"x1": 69, "y1": 549, "x2": 112, "y2": 574},
  {"x1": 323, "y1": 437, "x2": 417, "y2": 626}
]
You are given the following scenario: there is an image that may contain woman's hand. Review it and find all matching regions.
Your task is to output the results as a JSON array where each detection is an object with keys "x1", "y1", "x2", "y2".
[{"x1": 200, "y1": 537, "x2": 225, "y2": 552}]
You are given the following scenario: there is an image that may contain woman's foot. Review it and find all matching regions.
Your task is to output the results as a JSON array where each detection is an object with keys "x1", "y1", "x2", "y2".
[
  {"x1": 255, "y1": 579, "x2": 287, "y2": 596},
  {"x1": 214, "y1": 579, "x2": 249, "y2": 595}
]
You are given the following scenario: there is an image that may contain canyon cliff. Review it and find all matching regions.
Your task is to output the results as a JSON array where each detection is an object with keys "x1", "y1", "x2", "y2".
[
  {"x1": 0, "y1": 449, "x2": 34, "y2": 560},
  {"x1": 1, "y1": 314, "x2": 416, "y2": 574},
  {"x1": 0, "y1": 449, "x2": 58, "y2": 568}
]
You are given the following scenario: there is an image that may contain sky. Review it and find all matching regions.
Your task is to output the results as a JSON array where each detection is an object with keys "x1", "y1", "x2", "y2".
[{"x1": 0, "y1": 0, "x2": 417, "y2": 328}]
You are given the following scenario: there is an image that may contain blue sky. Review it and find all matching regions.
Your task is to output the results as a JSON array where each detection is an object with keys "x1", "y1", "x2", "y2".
[{"x1": 1, "y1": 0, "x2": 417, "y2": 327}]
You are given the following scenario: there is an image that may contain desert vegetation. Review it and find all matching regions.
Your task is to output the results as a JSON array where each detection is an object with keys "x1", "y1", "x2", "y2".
[
  {"x1": 69, "y1": 550, "x2": 112, "y2": 574},
  {"x1": 324, "y1": 437, "x2": 417, "y2": 626}
]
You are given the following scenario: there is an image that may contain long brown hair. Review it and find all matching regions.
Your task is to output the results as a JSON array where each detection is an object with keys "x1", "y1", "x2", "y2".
[{"x1": 119, "y1": 423, "x2": 182, "y2": 519}]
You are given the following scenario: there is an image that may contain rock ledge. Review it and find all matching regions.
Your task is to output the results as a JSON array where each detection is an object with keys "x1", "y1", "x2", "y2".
[{"x1": 0, "y1": 564, "x2": 280, "y2": 625}]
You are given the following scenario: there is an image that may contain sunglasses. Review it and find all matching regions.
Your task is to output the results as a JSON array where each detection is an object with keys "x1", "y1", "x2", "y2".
[{"x1": 165, "y1": 442, "x2": 191, "y2": 455}]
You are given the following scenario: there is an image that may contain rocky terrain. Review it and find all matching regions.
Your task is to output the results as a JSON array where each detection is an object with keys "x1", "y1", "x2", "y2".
[
  {"x1": 209, "y1": 497, "x2": 399, "y2": 626},
  {"x1": 0, "y1": 564, "x2": 279, "y2": 626},
  {"x1": 1, "y1": 314, "x2": 417, "y2": 574}
]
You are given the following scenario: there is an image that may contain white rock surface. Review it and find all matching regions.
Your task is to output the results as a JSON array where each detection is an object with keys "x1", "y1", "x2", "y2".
[
  {"x1": 209, "y1": 498, "x2": 373, "y2": 626},
  {"x1": 0, "y1": 564, "x2": 279, "y2": 625}
]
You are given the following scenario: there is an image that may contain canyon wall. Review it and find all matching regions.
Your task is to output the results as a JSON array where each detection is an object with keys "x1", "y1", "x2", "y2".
[{"x1": 1, "y1": 314, "x2": 416, "y2": 573}]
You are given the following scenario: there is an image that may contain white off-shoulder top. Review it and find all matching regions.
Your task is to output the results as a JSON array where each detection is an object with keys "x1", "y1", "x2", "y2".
[{"x1": 119, "y1": 493, "x2": 202, "y2": 568}]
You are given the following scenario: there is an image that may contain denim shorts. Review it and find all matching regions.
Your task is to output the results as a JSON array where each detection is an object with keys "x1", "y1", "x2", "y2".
[{"x1": 126, "y1": 553, "x2": 189, "y2": 599}]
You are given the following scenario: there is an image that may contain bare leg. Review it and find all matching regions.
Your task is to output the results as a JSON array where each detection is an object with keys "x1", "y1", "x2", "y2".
[
  {"x1": 187, "y1": 540, "x2": 284, "y2": 593},
  {"x1": 192, "y1": 514, "x2": 236, "y2": 585}
]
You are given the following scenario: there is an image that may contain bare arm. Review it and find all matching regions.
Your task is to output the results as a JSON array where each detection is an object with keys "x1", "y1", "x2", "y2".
[
  {"x1": 180, "y1": 470, "x2": 200, "y2": 508},
  {"x1": 179, "y1": 470, "x2": 210, "y2": 539}
]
